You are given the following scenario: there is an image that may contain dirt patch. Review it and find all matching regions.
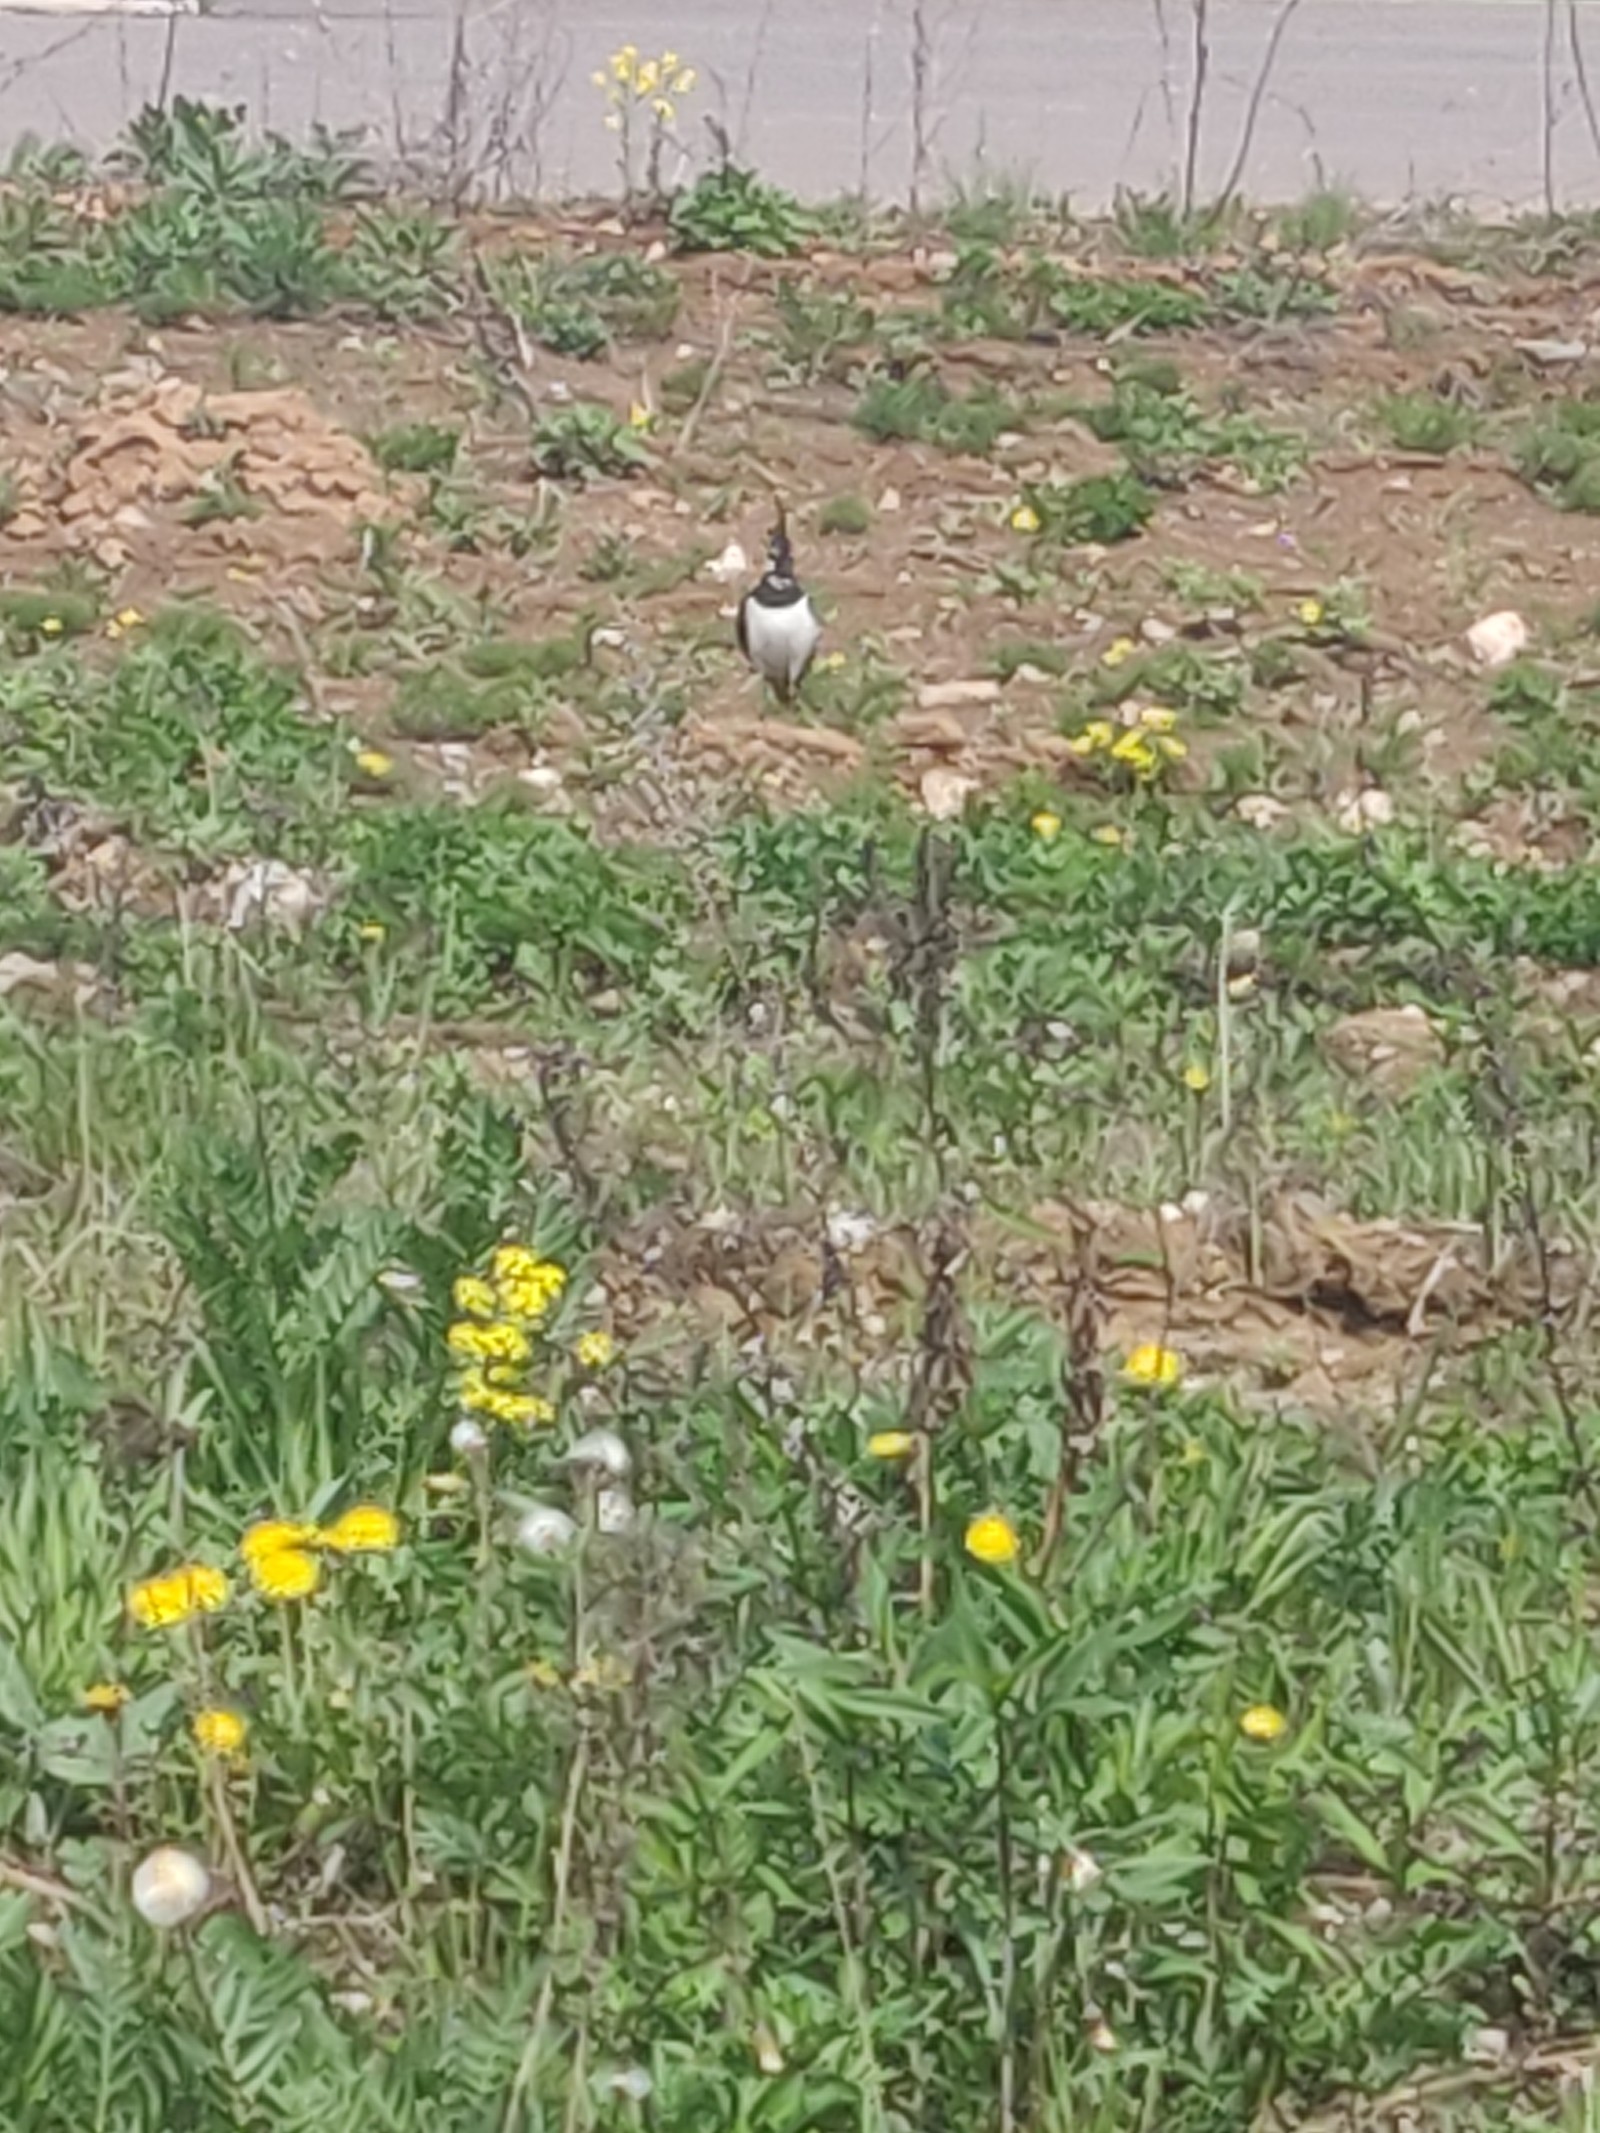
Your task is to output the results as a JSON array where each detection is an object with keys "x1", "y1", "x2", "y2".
[{"x1": 1, "y1": 367, "x2": 405, "y2": 577}]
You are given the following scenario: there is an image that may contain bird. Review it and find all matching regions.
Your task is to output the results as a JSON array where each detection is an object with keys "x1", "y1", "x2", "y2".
[{"x1": 736, "y1": 502, "x2": 821, "y2": 705}]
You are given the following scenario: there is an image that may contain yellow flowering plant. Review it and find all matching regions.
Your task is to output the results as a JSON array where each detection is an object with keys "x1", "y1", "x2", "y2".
[
  {"x1": 1065, "y1": 704, "x2": 1187, "y2": 786},
  {"x1": 592, "y1": 44, "x2": 698, "y2": 203},
  {"x1": 445, "y1": 1241, "x2": 586, "y2": 1437}
]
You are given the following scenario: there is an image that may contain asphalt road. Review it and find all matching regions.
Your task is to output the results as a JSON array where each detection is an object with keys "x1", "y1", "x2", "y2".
[{"x1": 1, "y1": 0, "x2": 1600, "y2": 210}]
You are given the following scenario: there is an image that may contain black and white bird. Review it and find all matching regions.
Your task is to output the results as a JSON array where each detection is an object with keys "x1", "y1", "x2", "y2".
[{"x1": 736, "y1": 504, "x2": 822, "y2": 704}]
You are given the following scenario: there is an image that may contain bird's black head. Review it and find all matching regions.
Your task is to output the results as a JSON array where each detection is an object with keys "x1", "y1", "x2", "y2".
[{"x1": 766, "y1": 520, "x2": 796, "y2": 581}]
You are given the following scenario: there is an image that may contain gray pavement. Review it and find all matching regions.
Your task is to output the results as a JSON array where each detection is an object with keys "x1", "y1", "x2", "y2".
[{"x1": 1, "y1": 0, "x2": 1600, "y2": 210}]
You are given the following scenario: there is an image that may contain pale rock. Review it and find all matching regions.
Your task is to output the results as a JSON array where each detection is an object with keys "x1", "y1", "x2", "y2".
[
  {"x1": 705, "y1": 539, "x2": 750, "y2": 585},
  {"x1": 916, "y1": 678, "x2": 1001, "y2": 710},
  {"x1": 1466, "y1": 609, "x2": 1529, "y2": 669},
  {"x1": 1333, "y1": 788, "x2": 1395, "y2": 834},
  {"x1": 224, "y1": 859, "x2": 321, "y2": 932},
  {"x1": 1235, "y1": 792, "x2": 1290, "y2": 831},
  {"x1": 918, "y1": 766, "x2": 978, "y2": 819}
]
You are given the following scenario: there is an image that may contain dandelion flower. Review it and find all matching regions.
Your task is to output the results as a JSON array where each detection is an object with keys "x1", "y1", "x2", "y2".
[
  {"x1": 83, "y1": 1682, "x2": 129, "y2": 1714},
  {"x1": 191, "y1": 1708, "x2": 248, "y2": 1759},
  {"x1": 574, "y1": 1329, "x2": 616, "y2": 1370},
  {"x1": 357, "y1": 921, "x2": 386, "y2": 943},
  {"x1": 131, "y1": 1846, "x2": 210, "y2": 1929},
  {"x1": 1182, "y1": 1062, "x2": 1211, "y2": 1093},
  {"x1": 1010, "y1": 503, "x2": 1041, "y2": 534},
  {"x1": 1239, "y1": 1702, "x2": 1289, "y2": 1743},
  {"x1": 1100, "y1": 636, "x2": 1136, "y2": 669},
  {"x1": 240, "y1": 1520, "x2": 318, "y2": 1566},
  {"x1": 354, "y1": 749, "x2": 393, "y2": 779},
  {"x1": 867, "y1": 1430, "x2": 916, "y2": 1459},
  {"x1": 248, "y1": 1547, "x2": 321, "y2": 1603},
  {"x1": 628, "y1": 401, "x2": 653, "y2": 431},
  {"x1": 1297, "y1": 598, "x2": 1324, "y2": 628},
  {"x1": 1030, "y1": 809, "x2": 1062, "y2": 842},
  {"x1": 319, "y1": 1505, "x2": 401, "y2": 1555},
  {"x1": 964, "y1": 1511, "x2": 1020, "y2": 1567},
  {"x1": 128, "y1": 1564, "x2": 229, "y2": 1629},
  {"x1": 114, "y1": 606, "x2": 145, "y2": 630},
  {"x1": 1121, "y1": 1343, "x2": 1183, "y2": 1389}
]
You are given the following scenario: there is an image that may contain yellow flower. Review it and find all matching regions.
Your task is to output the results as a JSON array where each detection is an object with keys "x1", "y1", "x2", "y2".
[
  {"x1": 447, "y1": 1318, "x2": 533, "y2": 1365},
  {"x1": 1010, "y1": 503, "x2": 1041, "y2": 534},
  {"x1": 492, "y1": 1391, "x2": 556, "y2": 1427},
  {"x1": 964, "y1": 1512, "x2": 1020, "y2": 1567},
  {"x1": 83, "y1": 1682, "x2": 130, "y2": 1714},
  {"x1": 1137, "y1": 704, "x2": 1178, "y2": 732},
  {"x1": 574, "y1": 1329, "x2": 616, "y2": 1369},
  {"x1": 497, "y1": 1266, "x2": 566, "y2": 1322},
  {"x1": 867, "y1": 1430, "x2": 916, "y2": 1459},
  {"x1": 319, "y1": 1505, "x2": 401, "y2": 1554},
  {"x1": 1239, "y1": 1702, "x2": 1289, "y2": 1743},
  {"x1": 192, "y1": 1708, "x2": 248, "y2": 1759},
  {"x1": 1297, "y1": 598, "x2": 1324, "y2": 628},
  {"x1": 817, "y1": 650, "x2": 846, "y2": 671},
  {"x1": 127, "y1": 1564, "x2": 230, "y2": 1629},
  {"x1": 662, "y1": 47, "x2": 678, "y2": 69},
  {"x1": 1121, "y1": 1343, "x2": 1183, "y2": 1388},
  {"x1": 650, "y1": 97, "x2": 675, "y2": 121},
  {"x1": 248, "y1": 1547, "x2": 321, "y2": 1603},
  {"x1": 1110, "y1": 731, "x2": 1158, "y2": 773},
  {"x1": 453, "y1": 1275, "x2": 499, "y2": 1319},
  {"x1": 39, "y1": 615, "x2": 63, "y2": 637},
  {"x1": 1030, "y1": 809, "x2": 1062, "y2": 841},
  {"x1": 1157, "y1": 733, "x2": 1188, "y2": 761},
  {"x1": 240, "y1": 1520, "x2": 318, "y2": 1566},
  {"x1": 1066, "y1": 719, "x2": 1116, "y2": 756},
  {"x1": 357, "y1": 920, "x2": 386, "y2": 943},
  {"x1": 1100, "y1": 636, "x2": 1136, "y2": 668},
  {"x1": 526, "y1": 1657, "x2": 563, "y2": 1689},
  {"x1": 354, "y1": 748, "x2": 393, "y2": 779},
  {"x1": 675, "y1": 67, "x2": 697, "y2": 92},
  {"x1": 628, "y1": 401, "x2": 654, "y2": 431},
  {"x1": 1089, "y1": 823, "x2": 1126, "y2": 847},
  {"x1": 635, "y1": 59, "x2": 660, "y2": 95},
  {"x1": 1182, "y1": 1062, "x2": 1211, "y2": 1093},
  {"x1": 115, "y1": 606, "x2": 145, "y2": 630},
  {"x1": 571, "y1": 1651, "x2": 631, "y2": 1694}
]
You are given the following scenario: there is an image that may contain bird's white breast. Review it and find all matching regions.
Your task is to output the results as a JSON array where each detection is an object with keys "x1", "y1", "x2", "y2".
[{"x1": 743, "y1": 595, "x2": 821, "y2": 689}]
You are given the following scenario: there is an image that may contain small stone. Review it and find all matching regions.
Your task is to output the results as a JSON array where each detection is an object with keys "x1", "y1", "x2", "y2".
[
  {"x1": 918, "y1": 766, "x2": 978, "y2": 819},
  {"x1": 1235, "y1": 792, "x2": 1290, "y2": 831},
  {"x1": 878, "y1": 487, "x2": 902, "y2": 512},
  {"x1": 916, "y1": 678, "x2": 1001, "y2": 710},
  {"x1": 705, "y1": 539, "x2": 749, "y2": 585},
  {"x1": 1333, "y1": 788, "x2": 1394, "y2": 834},
  {"x1": 1466, "y1": 610, "x2": 1529, "y2": 669},
  {"x1": 1139, "y1": 616, "x2": 1177, "y2": 645}
]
